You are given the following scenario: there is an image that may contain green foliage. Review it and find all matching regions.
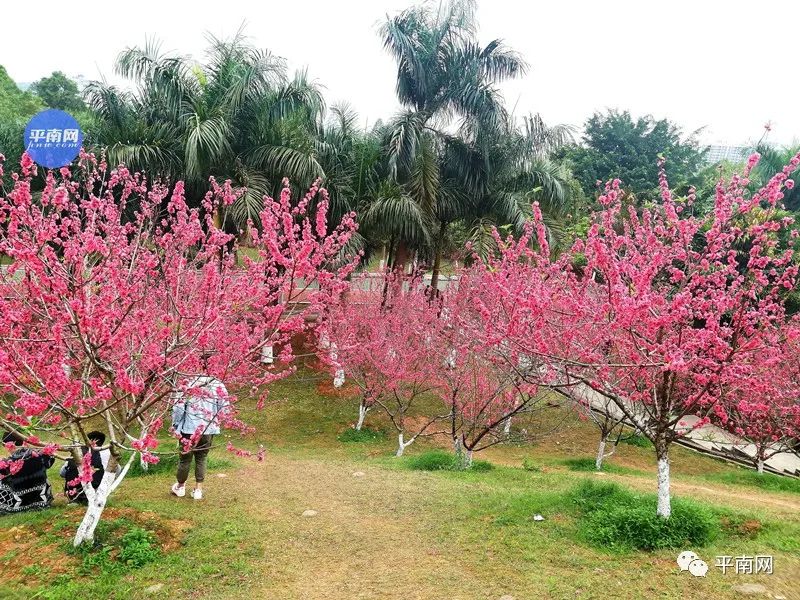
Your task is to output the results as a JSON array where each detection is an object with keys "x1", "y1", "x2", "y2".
[
  {"x1": 0, "y1": 65, "x2": 44, "y2": 122},
  {"x1": 118, "y1": 527, "x2": 161, "y2": 567},
  {"x1": 562, "y1": 110, "x2": 706, "y2": 202},
  {"x1": 406, "y1": 449, "x2": 493, "y2": 471},
  {"x1": 702, "y1": 469, "x2": 800, "y2": 495},
  {"x1": 84, "y1": 34, "x2": 327, "y2": 231},
  {"x1": 0, "y1": 65, "x2": 44, "y2": 184},
  {"x1": 337, "y1": 426, "x2": 386, "y2": 443},
  {"x1": 570, "y1": 480, "x2": 718, "y2": 551},
  {"x1": 71, "y1": 518, "x2": 160, "y2": 574},
  {"x1": 620, "y1": 434, "x2": 652, "y2": 448},
  {"x1": 29, "y1": 71, "x2": 84, "y2": 112}
]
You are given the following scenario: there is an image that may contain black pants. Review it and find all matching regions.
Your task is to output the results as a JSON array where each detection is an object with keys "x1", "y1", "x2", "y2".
[{"x1": 176, "y1": 434, "x2": 213, "y2": 484}]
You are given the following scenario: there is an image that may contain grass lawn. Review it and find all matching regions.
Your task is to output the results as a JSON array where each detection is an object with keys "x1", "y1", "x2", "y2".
[{"x1": 2, "y1": 370, "x2": 799, "y2": 599}]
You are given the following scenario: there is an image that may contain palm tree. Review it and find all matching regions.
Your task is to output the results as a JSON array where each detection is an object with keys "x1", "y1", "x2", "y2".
[
  {"x1": 753, "y1": 142, "x2": 800, "y2": 212},
  {"x1": 376, "y1": 0, "x2": 526, "y2": 276},
  {"x1": 378, "y1": 0, "x2": 578, "y2": 288},
  {"x1": 85, "y1": 32, "x2": 326, "y2": 231},
  {"x1": 453, "y1": 113, "x2": 577, "y2": 264}
]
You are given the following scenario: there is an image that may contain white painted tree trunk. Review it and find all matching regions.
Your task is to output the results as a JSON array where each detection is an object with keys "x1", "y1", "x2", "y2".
[
  {"x1": 656, "y1": 455, "x2": 671, "y2": 519},
  {"x1": 457, "y1": 449, "x2": 473, "y2": 469},
  {"x1": 72, "y1": 454, "x2": 132, "y2": 546},
  {"x1": 73, "y1": 468, "x2": 115, "y2": 546},
  {"x1": 596, "y1": 438, "x2": 607, "y2": 470},
  {"x1": 333, "y1": 368, "x2": 345, "y2": 388},
  {"x1": 261, "y1": 344, "x2": 274, "y2": 364},
  {"x1": 356, "y1": 402, "x2": 369, "y2": 431},
  {"x1": 139, "y1": 454, "x2": 149, "y2": 472},
  {"x1": 503, "y1": 417, "x2": 512, "y2": 436},
  {"x1": 757, "y1": 459, "x2": 765, "y2": 474},
  {"x1": 395, "y1": 433, "x2": 415, "y2": 457}
]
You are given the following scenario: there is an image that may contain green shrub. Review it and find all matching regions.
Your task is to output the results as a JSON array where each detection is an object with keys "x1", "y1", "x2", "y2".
[
  {"x1": 521, "y1": 458, "x2": 541, "y2": 472},
  {"x1": 571, "y1": 480, "x2": 718, "y2": 551},
  {"x1": 620, "y1": 434, "x2": 651, "y2": 448},
  {"x1": 118, "y1": 527, "x2": 160, "y2": 567},
  {"x1": 71, "y1": 519, "x2": 160, "y2": 573},
  {"x1": 406, "y1": 450, "x2": 493, "y2": 472},
  {"x1": 337, "y1": 427, "x2": 386, "y2": 443}
]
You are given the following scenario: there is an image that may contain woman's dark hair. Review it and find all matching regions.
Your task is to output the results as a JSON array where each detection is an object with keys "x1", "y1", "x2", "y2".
[{"x1": 87, "y1": 431, "x2": 106, "y2": 446}]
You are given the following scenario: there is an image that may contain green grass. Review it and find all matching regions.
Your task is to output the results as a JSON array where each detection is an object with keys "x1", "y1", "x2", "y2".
[
  {"x1": 405, "y1": 449, "x2": 494, "y2": 471},
  {"x1": 336, "y1": 426, "x2": 386, "y2": 443},
  {"x1": 561, "y1": 457, "x2": 644, "y2": 475},
  {"x1": 569, "y1": 480, "x2": 719, "y2": 551},
  {"x1": 700, "y1": 468, "x2": 800, "y2": 495},
  {"x1": 126, "y1": 452, "x2": 232, "y2": 478},
  {"x1": 2, "y1": 369, "x2": 800, "y2": 599}
]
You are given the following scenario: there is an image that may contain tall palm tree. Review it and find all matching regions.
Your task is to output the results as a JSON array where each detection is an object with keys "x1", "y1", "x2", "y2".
[
  {"x1": 85, "y1": 32, "x2": 326, "y2": 231},
  {"x1": 376, "y1": 0, "x2": 526, "y2": 276},
  {"x1": 377, "y1": 0, "x2": 577, "y2": 288}
]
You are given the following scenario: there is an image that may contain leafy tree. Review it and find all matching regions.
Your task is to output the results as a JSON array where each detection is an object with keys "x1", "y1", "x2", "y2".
[
  {"x1": 563, "y1": 110, "x2": 706, "y2": 202},
  {"x1": 0, "y1": 65, "x2": 45, "y2": 184},
  {"x1": 377, "y1": 0, "x2": 525, "y2": 276},
  {"x1": 29, "y1": 71, "x2": 85, "y2": 112},
  {"x1": 0, "y1": 65, "x2": 44, "y2": 122},
  {"x1": 85, "y1": 33, "x2": 326, "y2": 230}
]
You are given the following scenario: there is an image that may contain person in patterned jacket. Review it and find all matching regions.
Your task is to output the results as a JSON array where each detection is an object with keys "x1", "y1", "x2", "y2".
[{"x1": 0, "y1": 432, "x2": 55, "y2": 514}]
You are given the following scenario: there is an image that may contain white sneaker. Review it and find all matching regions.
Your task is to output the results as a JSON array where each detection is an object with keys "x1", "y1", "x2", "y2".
[
  {"x1": 171, "y1": 482, "x2": 186, "y2": 498},
  {"x1": 192, "y1": 488, "x2": 203, "y2": 500}
]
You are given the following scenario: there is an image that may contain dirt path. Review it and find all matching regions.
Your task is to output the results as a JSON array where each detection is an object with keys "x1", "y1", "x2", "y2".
[{"x1": 223, "y1": 455, "x2": 494, "y2": 600}]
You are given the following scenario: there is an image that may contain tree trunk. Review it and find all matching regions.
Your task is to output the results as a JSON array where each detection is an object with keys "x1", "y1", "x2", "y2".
[
  {"x1": 456, "y1": 448, "x2": 473, "y2": 470},
  {"x1": 393, "y1": 242, "x2": 410, "y2": 275},
  {"x1": 356, "y1": 401, "x2": 369, "y2": 431},
  {"x1": 655, "y1": 440, "x2": 671, "y2": 519},
  {"x1": 595, "y1": 436, "x2": 608, "y2": 470},
  {"x1": 429, "y1": 221, "x2": 447, "y2": 294},
  {"x1": 395, "y1": 432, "x2": 415, "y2": 457},
  {"x1": 503, "y1": 416, "x2": 512, "y2": 437},
  {"x1": 261, "y1": 344, "x2": 274, "y2": 364},
  {"x1": 757, "y1": 458, "x2": 765, "y2": 474},
  {"x1": 73, "y1": 455, "x2": 120, "y2": 546},
  {"x1": 333, "y1": 368, "x2": 345, "y2": 389}
]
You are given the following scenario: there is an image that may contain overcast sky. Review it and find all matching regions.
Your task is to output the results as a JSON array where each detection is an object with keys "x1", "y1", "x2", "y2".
[{"x1": 2, "y1": 0, "x2": 797, "y2": 146}]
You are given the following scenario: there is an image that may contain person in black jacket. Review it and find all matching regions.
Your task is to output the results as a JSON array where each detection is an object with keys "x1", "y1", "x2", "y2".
[
  {"x1": 0, "y1": 432, "x2": 55, "y2": 514},
  {"x1": 60, "y1": 430, "x2": 112, "y2": 504}
]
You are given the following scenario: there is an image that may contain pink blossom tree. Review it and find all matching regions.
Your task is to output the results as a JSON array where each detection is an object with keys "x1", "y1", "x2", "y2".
[
  {"x1": 320, "y1": 275, "x2": 449, "y2": 456},
  {"x1": 0, "y1": 153, "x2": 357, "y2": 545},
  {"x1": 552, "y1": 154, "x2": 800, "y2": 517},
  {"x1": 436, "y1": 212, "x2": 579, "y2": 467},
  {"x1": 722, "y1": 326, "x2": 800, "y2": 473}
]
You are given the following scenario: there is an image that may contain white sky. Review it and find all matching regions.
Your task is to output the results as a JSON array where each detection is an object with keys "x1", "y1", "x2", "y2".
[{"x1": 1, "y1": 0, "x2": 798, "y2": 146}]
